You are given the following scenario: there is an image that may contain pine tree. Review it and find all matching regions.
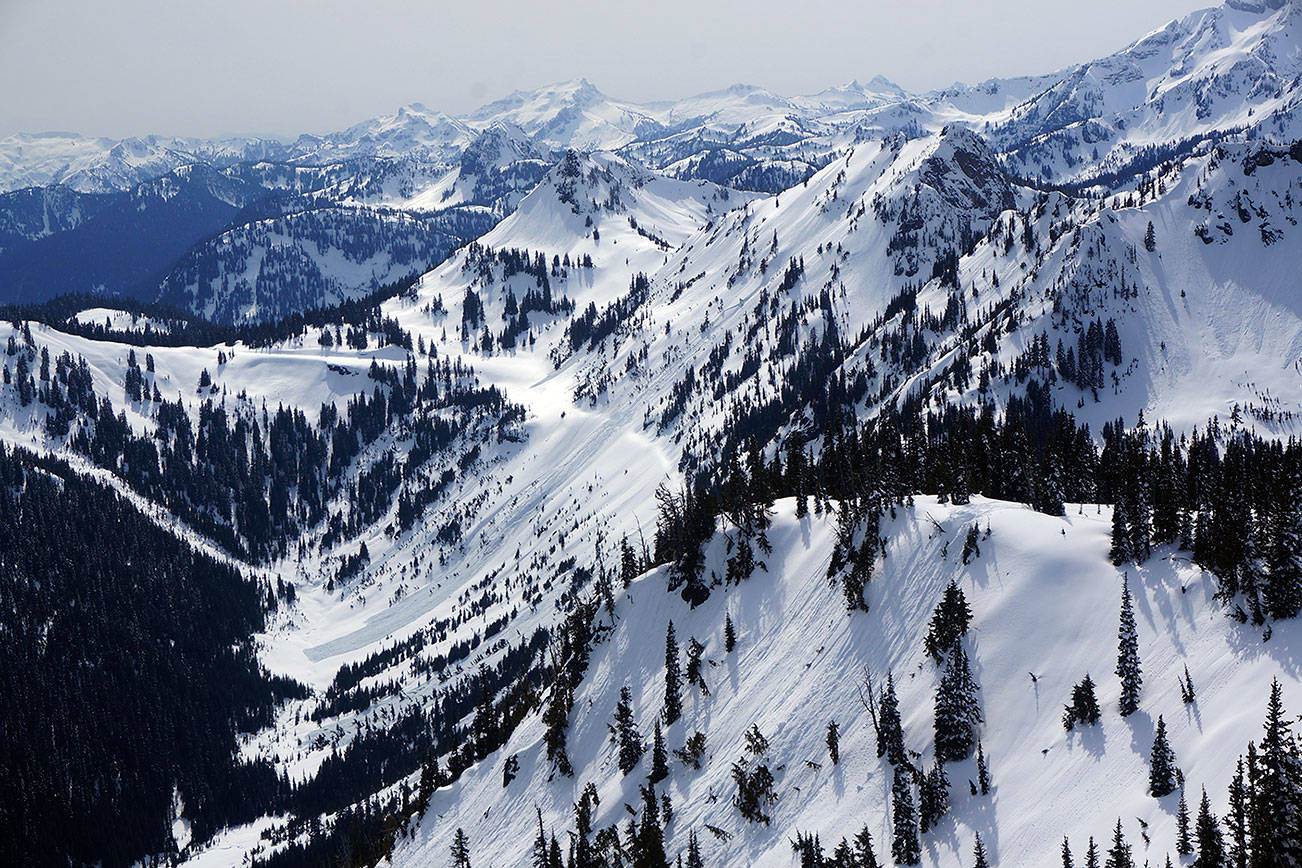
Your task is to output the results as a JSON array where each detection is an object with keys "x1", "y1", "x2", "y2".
[
  {"x1": 826, "y1": 720, "x2": 840, "y2": 765},
  {"x1": 1065, "y1": 674, "x2": 1103, "y2": 730},
  {"x1": 686, "y1": 830, "x2": 704, "y2": 868},
  {"x1": 925, "y1": 581, "x2": 972, "y2": 661},
  {"x1": 1150, "y1": 716, "x2": 1178, "y2": 797},
  {"x1": 1194, "y1": 788, "x2": 1225, "y2": 868},
  {"x1": 724, "y1": 612, "x2": 736, "y2": 653},
  {"x1": 1105, "y1": 819, "x2": 1132, "y2": 868},
  {"x1": 1225, "y1": 759, "x2": 1248, "y2": 868},
  {"x1": 650, "y1": 721, "x2": 669, "y2": 784},
  {"x1": 1111, "y1": 501, "x2": 1133, "y2": 565},
  {"x1": 614, "y1": 687, "x2": 644, "y2": 775},
  {"x1": 935, "y1": 643, "x2": 981, "y2": 762},
  {"x1": 532, "y1": 810, "x2": 550, "y2": 868},
  {"x1": 1253, "y1": 679, "x2": 1302, "y2": 864},
  {"x1": 891, "y1": 765, "x2": 921, "y2": 866},
  {"x1": 634, "y1": 784, "x2": 668, "y2": 868},
  {"x1": 880, "y1": 673, "x2": 908, "y2": 765},
  {"x1": 1116, "y1": 577, "x2": 1142, "y2": 717},
  {"x1": 1262, "y1": 467, "x2": 1302, "y2": 620},
  {"x1": 451, "y1": 828, "x2": 472, "y2": 868},
  {"x1": 1145, "y1": 221, "x2": 1157, "y2": 252},
  {"x1": 1062, "y1": 837, "x2": 1075, "y2": 868},
  {"x1": 973, "y1": 833, "x2": 990, "y2": 868},
  {"x1": 1085, "y1": 837, "x2": 1100, "y2": 868},
  {"x1": 977, "y1": 741, "x2": 991, "y2": 795},
  {"x1": 1177, "y1": 790, "x2": 1194, "y2": 856},
  {"x1": 664, "y1": 622, "x2": 682, "y2": 725},
  {"x1": 854, "y1": 825, "x2": 880, "y2": 868}
]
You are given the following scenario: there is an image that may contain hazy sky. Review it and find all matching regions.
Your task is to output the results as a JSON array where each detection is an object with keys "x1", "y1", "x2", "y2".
[{"x1": 0, "y1": 0, "x2": 1213, "y2": 140}]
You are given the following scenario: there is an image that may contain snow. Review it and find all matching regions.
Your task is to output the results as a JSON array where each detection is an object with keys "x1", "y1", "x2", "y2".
[{"x1": 396, "y1": 496, "x2": 1302, "y2": 867}]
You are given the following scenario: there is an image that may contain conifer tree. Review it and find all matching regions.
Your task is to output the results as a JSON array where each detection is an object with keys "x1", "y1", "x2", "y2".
[
  {"x1": 532, "y1": 810, "x2": 550, "y2": 868},
  {"x1": 1177, "y1": 790, "x2": 1193, "y2": 856},
  {"x1": 724, "y1": 613, "x2": 736, "y2": 653},
  {"x1": 1261, "y1": 468, "x2": 1302, "y2": 620},
  {"x1": 826, "y1": 720, "x2": 840, "y2": 765},
  {"x1": 1062, "y1": 837, "x2": 1074, "y2": 868},
  {"x1": 879, "y1": 672, "x2": 908, "y2": 766},
  {"x1": 935, "y1": 644, "x2": 981, "y2": 762},
  {"x1": 925, "y1": 581, "x2": 972, "y2": 661},
  {"x1": 1111, "y1": 502, "x2": 1133, "y2": 565},
  {"x1": 1117, "y1": 577, "x2": 1142, "y2": 716},
  {"x1": 650, "y1": 721, "x2": 669, "y2": 784},
  {"x1": 1105, "y1": 819, "x2": 1132, "y2": 868},
  {"x1": 1225, "y1": 759, "x2": 1248, "y2": 868},
  {"x1": 1194, "y1": 787, "x2": 1225, "y2": 868},
  {"x1": 1150, "y1": 716, "x2": 1178, "y2": 797},
  {"x1": 1085, "y1": 837, "x2": 1100, "y2": 868},
  {"x1": 973, "y1": 833, "x2": 990, "y2": 868},
  {"x1": 854, "y1": 825, "x2": 880, "y2": 868},
  {"x1": 451, "y1": 828, "x2": 472, "y2": 868},
  {"x1": 634, "y1": 784, "x2": 668, "y2": 868},
  {"x1": 1253, "y1": 679, "x2": 1302, "y2": 864},
  {"x1": 977, "y1": 741, "x2": 991, "y2": 795},
  {"x1": 664, "y1": 622, "x2": 682, "y2": 725},
  {"x1": 1065, "y1": 674, "x2": 1103, "y2": 730},
  {"x1": 891, "y1": 765, "x2": 921, "y2": 866},
  {"x1": 614, "y1": 687, "x2": 644, "y2": 775},
  {"x1": 686, "y1": 830, "x2": 704, "y2": 868}
]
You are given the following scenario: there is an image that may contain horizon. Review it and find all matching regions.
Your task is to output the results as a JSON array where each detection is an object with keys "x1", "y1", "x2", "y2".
[{"x1": 0, "y1": 0, "x2": 1213, "y2": 140}]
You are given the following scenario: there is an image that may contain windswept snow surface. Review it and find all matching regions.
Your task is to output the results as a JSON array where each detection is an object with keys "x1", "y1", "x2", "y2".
[{"x1": 397, "y1": 496, "x2": 1302, "y2": 867}]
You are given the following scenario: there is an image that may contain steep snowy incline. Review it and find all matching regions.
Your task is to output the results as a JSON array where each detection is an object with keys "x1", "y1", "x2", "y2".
[{"x1": 396, "y1": 496, "x2": 1302, "y2": 867}]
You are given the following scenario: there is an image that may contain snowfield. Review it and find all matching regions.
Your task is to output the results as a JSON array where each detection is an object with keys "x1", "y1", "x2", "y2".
[{"x1": 397, "y1": 496, "x2": 1302, "y2": 867}]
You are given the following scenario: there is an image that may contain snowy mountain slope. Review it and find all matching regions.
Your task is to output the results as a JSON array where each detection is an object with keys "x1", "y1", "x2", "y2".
[
  {"x1": 153, "y1": 204, "x2": 497, "y2": 324},
  {"x1": 6, "y1": 3, "x2": 1302, "y2": 865},
  {"x1": 989, "y1": 0, "x2": 1302, "y2": 182},
  {"x1": 0, "y1": 131, "x2": 281, "y2": 194},
  {"x1": 394, "y1": 496, "x2": 1302, "y2": 867}
]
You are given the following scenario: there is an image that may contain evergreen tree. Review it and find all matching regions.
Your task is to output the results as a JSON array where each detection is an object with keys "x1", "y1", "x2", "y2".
[
  {"x1": 650, "y1": 721, "x2": 669, "y2": 784},
  {"x1": 880, "y1": 673, "x2": 908, "y2": 765},
  {"x1": 891, "y1": 765, "x2": 921, "y2": 866},
  {"x1": 854, "y1": 825, "x2": 880, "y2": 868},
  {"x1": 1065, "y1": 674, "x2": 1103, "y2": 730},
  {"x1": 686, "y1": 830, "x2": 704, "y2": 868},
  {"x1": 665, "y1": 622, "x2": 682, "y2": 725},
  {"x1": 1177, "y1": 790, "x2": 1194, "y2": 856},
  {"x1": 977, "y1": 741, "x2": 991, "y2": 795},
  {"x1": 1062, "y1": 837, "x2": 1075, "y2": 868},
  {"x1": 1194, "y1": 788, "x2": 1225, "y2": 868},
  {"x1": 614, "y1": 687, "x2": 644, "y2": 775},
  {"x1": 973, "y1": 833, "x2": 990, "y2": 868},
  {"x1": 935, "y1": 643, "x2": 981, "y2": 762},
  {"x1": 1117, "y1": 577, "x2": 1142, "y2": 716},
  {"x1": 1105, "y1": 819, "x2": 1132, "y2": 868},
  {"x1": 724, "y1": 613, "x2": 737, "y2": 653},
  {"x1": 1225, "y1": 759, "x2": 1248, "y2": 868},
  {"x1": 532, "y1": 810, "x2": 550, "y2": 868},
  {"x1": 451, "y1": 828, "x2": 472, "y2": 868},
  {"x1": 1150, "y1": 716, "x2": 1178, "y2": 797},
  {"x1": 925, "y1": 581, "x2": 973, "y2": 661},
  {"x1": 1253, "y1": 679, "x2": 1302, "y2": 864},
  {"x1": 826, "y1": 720, "x2": 840, "y2": 765},
  {"x1": 1261, "y1": 468, "x2": 1302, "y2": 619},
  {"x1": 1145, "y1": 221, "x2": 1157, "y2": 253},
  {"x1": 633, "y1": 784, "x2": 668, "y2": 868},
  {"x1": 1085, "y1": 837, "x2": 1100, "y2": 868}
]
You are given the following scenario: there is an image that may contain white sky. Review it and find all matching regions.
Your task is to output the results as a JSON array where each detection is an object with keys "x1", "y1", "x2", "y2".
[{"x1": 0, "y1": 0, "x2": 1213, "y2": 139}]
